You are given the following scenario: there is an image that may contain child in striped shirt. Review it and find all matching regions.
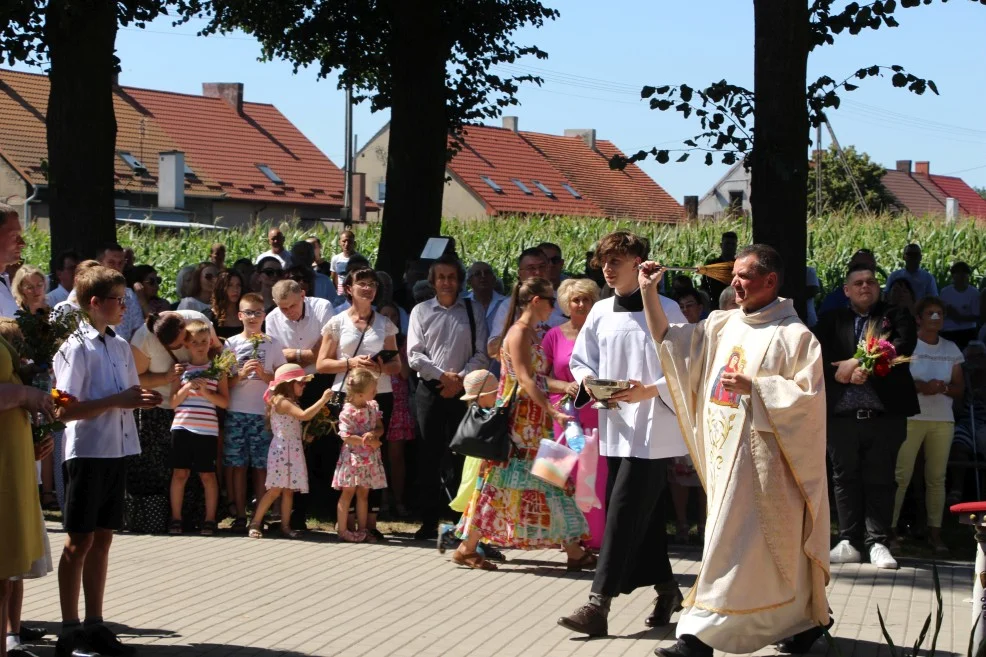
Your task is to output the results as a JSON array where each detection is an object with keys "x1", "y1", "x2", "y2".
[{"x1": 169, "y1": 319, "x2": 229, "y2": 535}]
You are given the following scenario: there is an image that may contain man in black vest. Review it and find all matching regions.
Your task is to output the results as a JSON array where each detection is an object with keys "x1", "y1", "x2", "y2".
[{"x1": 814, "y1": 262, "x2": 919, "y2": 570}]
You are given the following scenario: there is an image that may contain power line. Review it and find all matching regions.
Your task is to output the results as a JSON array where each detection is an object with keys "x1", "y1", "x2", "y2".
[{"x1": 942, "y1": 163, "x2": 986, "y2": 176}]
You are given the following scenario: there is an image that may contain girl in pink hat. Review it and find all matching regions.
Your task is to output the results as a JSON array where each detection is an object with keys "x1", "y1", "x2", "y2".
[{"x1": 249, "y1": 364, "x2": 333, "y2": 538}]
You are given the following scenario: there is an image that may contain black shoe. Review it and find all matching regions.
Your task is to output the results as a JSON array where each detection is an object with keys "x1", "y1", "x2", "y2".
[
  {"x1": 9, "y1": 645, "x2": 42, "y2": 657},
  {"x1": 83, "y1": 624, "x2": 135, "y2": 657},
  {"x1": 18, "y1": 626, "x2": 47, "y2": 642},
  {"x1": 645, "y1": 585, "x2": 684, "y2": 627},
  {"x1": 55, "y1": 629, "x2": 100, "y2": 657},
  {"x1": 367, "y1": 527, "x2": 385, "y2": 542},
  {"x1": 557, "y1": 603, "x2": 608, "y2": 637},
  {"x1": 775, "y1": 618, "x2": 835, "y2": 654},
  {"x1": 479, "y1": 544, "x2": 507, "y2": 563},
  {"x1": 437, "y1": 528, "x2": 460, "y2": 554},
  {"x1": 655, "y1": 635, "x2": 713, "y2": 657},
  {"x1": 414, "y1": 525, "x2": 438, "y2": 541}
]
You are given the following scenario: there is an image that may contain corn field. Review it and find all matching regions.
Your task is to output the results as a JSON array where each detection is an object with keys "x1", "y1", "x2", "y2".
[{"x1": 21, "y1": 212, "x2": 986, "y2": 302}]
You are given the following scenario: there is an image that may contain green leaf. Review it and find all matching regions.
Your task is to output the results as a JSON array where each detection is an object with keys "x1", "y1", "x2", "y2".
[
  {"x1": 641, "y1": 85, "x2": 656, "y2": 99},
  {"x1": 656, "y1": 85, "x2": 670, "y2": 94},
  {"x1": 680, "y1": 84, "x2": 693, "y2": 102},
  {"x1": 844, "y1": 82, "x2": 858, "y2": 91},
  {"x1": 656, "y1": 150, "x2": 670, "y2": 164},
  {"x1": 928, "y1": 80, "x2": 939, "y2": 95},
  {"x1": 704, "y1": 152, "x2": 713, "y2": 166},
  {"x1": 892, "y1": 72, "x2": 908, "y2": 87},
  {"x1": 876, "y1": 606, "x2": 900, "y2": 657},
  {"x1": 676, "y1": 153, "x2": 689, "y2": 162}
]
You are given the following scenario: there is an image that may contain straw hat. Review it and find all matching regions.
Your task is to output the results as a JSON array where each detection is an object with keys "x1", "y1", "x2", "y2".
[
  {"x1": 264, "y1": 363, "x2": 313, "y2": 403},
  {"x1": 460, "y1": 370, "x2": 498, "y2": 401}
]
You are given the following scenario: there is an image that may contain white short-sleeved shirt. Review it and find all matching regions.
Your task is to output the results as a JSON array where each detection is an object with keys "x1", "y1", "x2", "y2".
[
  {"x1": 322, "y1": 311, "x2": 398, "y2": 393},
  {"x1": 330, "y1": 252, "x2": 361, "y2": 293},
  {"x1": 255, "y1": 249, "x2": 293, "y2": 269},
  {"x1": 940, "y1": 285, "x2": 980, "y2": 332},
  {"x1": 265, "y1": 296, "x2": 335, "y2": 374},
  {"x1": 224, "y1": 333, "x2": 287, "y2": 415},
  {"x1": 129, "y1": 309, "x2": 209, "y2": 409},
  {"x1": 45, "y1": 284, "x2": 70, "y2": 308},
  {"x1": 0, "y1": 275, "x2": 19, "y2": 318},
  {"x1": 910, "y1": 337, "x2": 964, "y2": 422},
  {"x1": 55, "y1": 323, "x2": 141, "y2": 459}
]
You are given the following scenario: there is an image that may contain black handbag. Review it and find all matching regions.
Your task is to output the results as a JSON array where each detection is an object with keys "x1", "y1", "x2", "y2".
[
  {"x1": 326, "y1": 314, "x2": 372, "y2": 419},
  {"x1": 450, "y1": 380, "x2": 518, "y2": 461}
]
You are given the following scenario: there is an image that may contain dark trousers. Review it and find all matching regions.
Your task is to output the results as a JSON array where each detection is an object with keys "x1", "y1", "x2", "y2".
[
  {"x1": 827, "y1": 414, "x2": 906, "y2": 549},
  {"x1": 591, "y1": 456, "x2": 674, "y2": 597},
  {"x1": 415, "y1": 380, "x2": 467, "y2": 529}
]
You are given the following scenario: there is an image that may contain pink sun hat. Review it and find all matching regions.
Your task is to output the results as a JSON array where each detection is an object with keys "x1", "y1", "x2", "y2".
[{"x1": 264, "y1": 363, "x2": 314, "y2": 403}]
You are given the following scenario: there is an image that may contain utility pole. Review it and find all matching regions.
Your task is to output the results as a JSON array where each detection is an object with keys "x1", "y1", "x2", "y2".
[
  {"x1": 815, "y1": 121, "x2": 823, "y2": 218},
  {"x1": 822, "y1": 114, "x2": 870, "y2": 216},
  {"x1": 342, "y1": 85, "x2": 354, "y2": 227}
]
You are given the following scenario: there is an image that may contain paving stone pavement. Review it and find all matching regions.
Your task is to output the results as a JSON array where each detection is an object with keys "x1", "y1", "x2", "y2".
[{"x1": 17, "y1": 523, "x2": 978, "y2": 657}]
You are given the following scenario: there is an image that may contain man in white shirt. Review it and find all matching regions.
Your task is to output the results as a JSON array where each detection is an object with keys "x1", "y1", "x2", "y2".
[
  {"x1": 885, "y1": 243, "x2": 938, "y2": 301},
  {"x1": 330, "y1": 230, "x2": 361, "y2": 295},
  {"x1": 96, "y1": 242, "x2": 143, "y2": 341},
  {"x1": 254, "y1": 227, "x2": 294, "y2": 269},
  {"x1": 0, "y1": 204, "x2": 24, "y2": 318},
  {"x1": 488, "y1": 247, "x2": 566, "y2": 358},
  {"x1": 940, "y1": 261, "x2": 980, "y2": 350},
  {"x1": 46, "y1": 249, "x2": 79, "y2": 307},
  {"x1": 463, "y1": 261, "x2": 507, "y2": 336}
]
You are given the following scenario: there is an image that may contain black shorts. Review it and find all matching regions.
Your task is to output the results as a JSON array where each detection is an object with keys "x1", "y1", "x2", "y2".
[
  {"x1": 171, "y1": 429, "x2": 218, "y2": 473},
  {"x1": 63, "y1": 457, "x2": 127, "y2": 533}
]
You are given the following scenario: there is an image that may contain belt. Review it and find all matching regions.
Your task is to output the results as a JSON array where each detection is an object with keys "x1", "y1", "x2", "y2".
[{"x1": 837, "y1": 409, "x2": 884, "y2": 420}]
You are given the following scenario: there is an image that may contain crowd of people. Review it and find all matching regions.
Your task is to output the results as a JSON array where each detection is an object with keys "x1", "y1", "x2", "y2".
[{"x1": 2, "y1": 196, "x2": 986, "y2": 657}]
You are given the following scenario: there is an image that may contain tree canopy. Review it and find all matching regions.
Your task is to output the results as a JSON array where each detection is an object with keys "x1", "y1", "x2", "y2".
[{"x1": 808, "y1": 144, "x2": 895, "y2": 214}]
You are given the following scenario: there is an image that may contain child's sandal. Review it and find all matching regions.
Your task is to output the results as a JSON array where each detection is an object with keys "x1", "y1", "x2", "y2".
[
  {"x1": 248, "y1": 525, "x2": 263, "y2": 539},
  {"x1": 201, "y1": 520, "x2": 217, "y2": 536},
  {"x1": 168, "y1": 519, "x2": 183, "y2": 535},
  {"x1": 338, "y1": 529, "x2": 361, "y2": 543},
  {"x1": 281, "y1": 529, "x2": 302, "y2": 540}
]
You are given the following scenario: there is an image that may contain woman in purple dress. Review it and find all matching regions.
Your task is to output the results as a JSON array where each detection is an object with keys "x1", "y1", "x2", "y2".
[{"x1": 541, "y1": 278, "x2": 608, "y2": 549}]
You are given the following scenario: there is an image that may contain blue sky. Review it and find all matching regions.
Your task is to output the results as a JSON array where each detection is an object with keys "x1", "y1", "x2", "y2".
[{"x1": 10, "y1": 0, "x2": 986, "y2": 202}]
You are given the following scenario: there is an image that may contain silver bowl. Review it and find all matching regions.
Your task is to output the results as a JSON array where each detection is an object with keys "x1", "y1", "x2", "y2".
[{"x1": 584, "y1": 377, "x2": 632, "y2": 410}]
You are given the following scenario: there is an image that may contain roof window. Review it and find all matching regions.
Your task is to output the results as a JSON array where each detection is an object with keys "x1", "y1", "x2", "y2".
[
  {"x1": 480, "y1": 175, "x2": 503, "y2": 193},
  {"x1": 511, "y1": 178, "x2": 533, "y2": 195},
  {"x1": 184, "y1": 163, "x2": 196, "y2": 178},
  {"x1": 561, "y1": 182, "x2": 582, "y2": 199},
  {"x1": 532, "y1": 180, "x2": 554, "y2": 197},
  {"x1": 257, "y1": 164, "x2": 284, "y2": 185},
  {"x1": 119, "y1": 152, "x2": 148, "y2": 175}
]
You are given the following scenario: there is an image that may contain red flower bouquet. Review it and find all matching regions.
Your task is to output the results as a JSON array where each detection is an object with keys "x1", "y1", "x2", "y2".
[{"x1": 853, "y1": 325, "x2": 910, "y2": 377}]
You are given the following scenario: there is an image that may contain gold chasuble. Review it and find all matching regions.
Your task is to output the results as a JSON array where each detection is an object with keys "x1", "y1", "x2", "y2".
[{"x1": 658, "y1": 299, "x2": 830, "y2": 653}]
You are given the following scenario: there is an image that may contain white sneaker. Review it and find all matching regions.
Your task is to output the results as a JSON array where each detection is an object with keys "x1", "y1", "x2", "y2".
[
  {"x1": 829, "y1": 539, "x2": 862, "y2": 564},
  {"x1": 869, "y1": 543, "x2": 898, "y2": 570}
]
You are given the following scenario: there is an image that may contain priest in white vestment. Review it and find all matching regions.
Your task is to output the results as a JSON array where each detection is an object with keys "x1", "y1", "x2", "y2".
[
  {"x1": 641, "y1": 245, "x2": 831, "y2": 657},
  {"x1": 557, "y1": 231, "x2": 688, "y2": 638}
]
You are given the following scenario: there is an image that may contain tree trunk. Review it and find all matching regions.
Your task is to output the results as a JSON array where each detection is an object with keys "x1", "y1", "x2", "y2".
[
  {"x1": 374, "y1": 0, "x2": 449, "y2": 280},
  {"x1": 45, "y1": 0, "x2": 118, "y2": 260},
  {"x1": 750, "y1": 0, "x2": 809, "y2": 318}
]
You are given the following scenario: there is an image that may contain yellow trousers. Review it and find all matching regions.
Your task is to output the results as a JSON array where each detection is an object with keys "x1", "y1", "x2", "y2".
[{"x1": 893, "y1": 419, "x2": 954, "y2": 528}]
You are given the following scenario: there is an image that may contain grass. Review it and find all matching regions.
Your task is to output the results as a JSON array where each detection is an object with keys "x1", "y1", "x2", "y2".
[{"x1": 21, "y1": 211, "x2": 986, "y2": 302}]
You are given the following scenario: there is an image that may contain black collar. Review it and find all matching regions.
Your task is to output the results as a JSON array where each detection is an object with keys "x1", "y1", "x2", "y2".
[{"x1": 612, "y1": 288, "x2": 643, "y2": 313}]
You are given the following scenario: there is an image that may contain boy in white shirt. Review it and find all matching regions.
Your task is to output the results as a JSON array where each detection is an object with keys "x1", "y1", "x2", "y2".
[
  {"x1": 53, "y1": 265, "x2": 162, "y2": 657},
  {"x1": 222, "y1": 292, "x2": 286, "y2": 529}
]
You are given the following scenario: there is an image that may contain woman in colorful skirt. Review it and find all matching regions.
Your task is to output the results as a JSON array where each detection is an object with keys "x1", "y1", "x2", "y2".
[{"x1": 452, "y1": 277, "x2": 595, "y2": 572}]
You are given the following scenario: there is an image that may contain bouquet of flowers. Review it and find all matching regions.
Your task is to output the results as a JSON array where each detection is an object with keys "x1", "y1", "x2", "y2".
[
  {"x1": 184, "y1": 350, "x2": 238, "y2": 381},
  {"x1": 302, "y1": 405, "x2": 338, "y2": 444},
  {"x1": 853, "y1": 324, "x2": 911, "y2": 377},
  {"x1": 32, "y1": 388, "x2": 77, "y2": 444},
  {"x1": 247, "y1": 333, "x2": 269, "y2": 360},
  {"x1": 14, "y1": 307, "x2": 85, "y2": 368}
]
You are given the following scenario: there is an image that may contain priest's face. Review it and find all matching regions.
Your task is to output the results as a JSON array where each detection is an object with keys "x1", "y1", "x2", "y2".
[
  {"x1": 600, "y1": 253, "x2": 641, "y2": 294},
  {"x1": 731, "y1": 255, "x2": 777, "y2": 312}
]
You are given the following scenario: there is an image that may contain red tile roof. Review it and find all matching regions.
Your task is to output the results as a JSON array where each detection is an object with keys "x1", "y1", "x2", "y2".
[
  {"x1": 0, "y1": 68, "x2": 371, "y2": 210},
  {"x1": 928, "y1": 174, "x2": 986, "y2": 218},
  {"x1": 881, "y1": 169, "x2": 946, "y2": 216},
  {"x1": 447, "y1": 123, "x2": 681, "y2": 221},
  {"x1": 449, "y1": 125, "x2": 604, "y2": 217},
  {"x1": 522, "y1": 133, "x2": 682, "y2": 222}
]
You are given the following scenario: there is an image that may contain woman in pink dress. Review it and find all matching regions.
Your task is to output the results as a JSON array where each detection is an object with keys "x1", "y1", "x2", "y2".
[{"x1": 541, "y1": 278, "x2": 608, "y2": 549}]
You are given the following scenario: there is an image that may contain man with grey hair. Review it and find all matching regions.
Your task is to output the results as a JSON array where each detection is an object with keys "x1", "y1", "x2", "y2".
[
  {"x1": 0, "y1": 203, "x2": 24, "y2": 318},
  {"x1": 290, "y1": 240, "x2": 336, "y2": 302}
]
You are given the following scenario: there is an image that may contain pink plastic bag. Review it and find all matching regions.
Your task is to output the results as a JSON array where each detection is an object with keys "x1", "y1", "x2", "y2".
[{"x1": 575, "y1": 428, "x2": 602, "y2": 513}]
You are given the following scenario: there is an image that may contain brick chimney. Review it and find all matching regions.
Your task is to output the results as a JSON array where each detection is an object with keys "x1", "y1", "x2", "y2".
[
  {"x1": 202, "y1": 83, "x2": 243, "y2": 113},
  {"x1": 915, "y1": 161, "x2": 930, "y2": 176},
  {"x1": 683, "y1": 196, "x2": 699, "y2": 220},
  {"x1": 565, "y1": 128, "x2": 597, "y2": 150},
  {"x1": 502, "y1": 116, "x2": 519, "y2": 132},
  {"x1": 351, "y1": 173, "x2": 367, "y2": 223},
  {"x1": 896, "y1": 160, "x2": 912, "y2": 173}
]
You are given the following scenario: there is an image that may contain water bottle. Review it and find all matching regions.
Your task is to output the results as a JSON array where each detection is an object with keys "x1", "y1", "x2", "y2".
[{"x1": 561, "y1": 397, "x2": 585, "y2": 453}]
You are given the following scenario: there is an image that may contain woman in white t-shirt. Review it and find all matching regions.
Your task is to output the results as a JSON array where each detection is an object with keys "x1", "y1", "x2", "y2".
[
  {"x1": 892, "y1": 296, "x2": 965, "y2": 553},
  {"x1": 316, "y1": 268, "x2": 400, "y2": 538}
]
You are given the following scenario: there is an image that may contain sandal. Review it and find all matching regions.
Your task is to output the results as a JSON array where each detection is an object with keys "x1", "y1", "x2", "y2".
[
  {"x1": 281, "y1": 529, "x2": 302, "y2": 539},
  {"x1": 230, "y1": 517, "x2": 248, "y2": 532},
  {"x1": 452, "y1": 550, "x2": 498, "y2": 571},
  {"x1": 566, "y1": 550, "x2": 598, "y2": 573},
  {"x1": 168, "y1": 519, "x2": 183, "y2": 535},
  {"x1": 248, "y1": 524, "x2": 263, "y2": 539},
  {"x1": 201, "y1": 520, "x2": 217, "y2": 536},
  {"x1": 338, "y1": 529, "x2": 362, "y2": 542}
]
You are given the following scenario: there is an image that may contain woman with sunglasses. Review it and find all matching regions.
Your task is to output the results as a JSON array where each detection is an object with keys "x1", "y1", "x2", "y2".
[
  {"x1": 208, "y1": 270, "x2": 246, "y2": 340},
  {"x1": 178, "y1": 262, "x2": 220, "y2": 314},
  {"x1": 130, "y1": 265, "x2": 170, "y2": 317},
  {"x1": 256, "y1": 256, "x2": 283, "y2": 312}
]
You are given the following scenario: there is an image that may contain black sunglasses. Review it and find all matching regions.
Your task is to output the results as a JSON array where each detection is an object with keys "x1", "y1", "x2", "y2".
[
  {"x1": 261, "y1": 268, "x2": 282, "y2": 277},
  {"x1": 539, "y1": 295, "x2": 557, "y2": 306}
]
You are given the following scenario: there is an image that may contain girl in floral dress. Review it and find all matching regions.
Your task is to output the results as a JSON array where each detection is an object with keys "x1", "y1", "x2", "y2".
[
  {"x1": 249, "y1": 364, "x2": 333, "y2": 539},
  {"x1": 452, "y1": 278, "x2": 594, "y2": 571},
  {"x1": 333, "y1": 369, "x2": 387, "y2": 542}
]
